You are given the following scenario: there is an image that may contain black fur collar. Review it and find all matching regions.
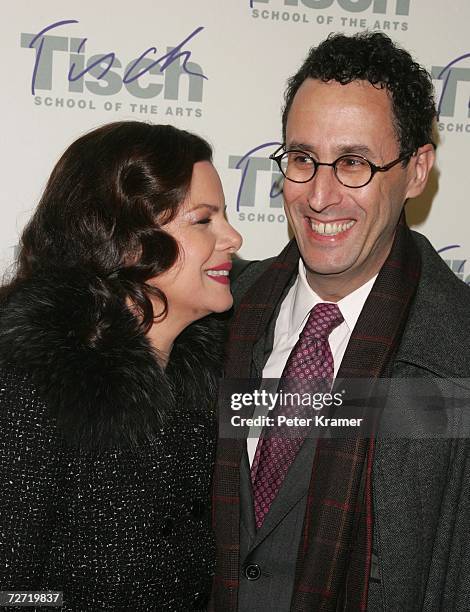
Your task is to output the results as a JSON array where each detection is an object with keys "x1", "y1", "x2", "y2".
[{"x1": 0, "y1": 269, "x2": 225, "y2": 449}]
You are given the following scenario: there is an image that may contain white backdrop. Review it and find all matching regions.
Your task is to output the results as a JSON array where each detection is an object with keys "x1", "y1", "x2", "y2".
[{"x1": 2, "y1": 1, "x2": 469, "y2": 283}]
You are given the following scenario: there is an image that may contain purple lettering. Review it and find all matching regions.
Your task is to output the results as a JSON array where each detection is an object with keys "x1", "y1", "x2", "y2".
[
  {"x1": 68, "y1": 37, "x2": 115, "y2": 82},
  {"x1": 234, "y1": 142, "x2": 281, "y2": 212},
  {"x1": 28, "y1": 19, "x2": 78, "y2": 94},
  {"x1": 25, "y1": 20, "x2": 207, "y2": 95},
  {"x1": 123, "y1": 27, "x2": 207, "y2": 84},
  {"x1": 436, "y1": 52, "x2": 470, "y2": 119}
]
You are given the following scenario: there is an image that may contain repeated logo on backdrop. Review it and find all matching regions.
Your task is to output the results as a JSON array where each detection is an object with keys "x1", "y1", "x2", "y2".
[
  {"x1": 229, "y1": 142, "x2": 286, "y2": 225},
  {"x1": 438, "y1": 245, "x2": 470, "y2": 285},
  {"x1": 14, "y1": 8, "x2": 469, "y2": 271},
  {"x1": 432, "y1": 53, "x2": 470, "y2": 135},
  {"x1": 250, "y1": 0, "x2": 410, "y2": 32},
  {"x1": 20, "y1": 19, "x2": 206, "y2": 118}
]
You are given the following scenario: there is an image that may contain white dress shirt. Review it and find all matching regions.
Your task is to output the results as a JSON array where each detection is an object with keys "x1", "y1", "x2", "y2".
[{"x1": 247, "y1": 261, "x2": 377, "y2": 465}]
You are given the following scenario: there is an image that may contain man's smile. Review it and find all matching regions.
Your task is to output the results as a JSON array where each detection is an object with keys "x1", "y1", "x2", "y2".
[{"x1": 309, "y1": 219, "x2": 356, "y2": 237}]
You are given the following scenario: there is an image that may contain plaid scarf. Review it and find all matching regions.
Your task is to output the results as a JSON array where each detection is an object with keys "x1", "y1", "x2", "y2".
[{"x1": 212, "y1": 217, "x2": 421, "y2": 611}]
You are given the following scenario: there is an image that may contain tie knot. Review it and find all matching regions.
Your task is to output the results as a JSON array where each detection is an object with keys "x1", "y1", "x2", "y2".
[{"x1": 301, "y1": 302, "x2": 343, "y2": 341}]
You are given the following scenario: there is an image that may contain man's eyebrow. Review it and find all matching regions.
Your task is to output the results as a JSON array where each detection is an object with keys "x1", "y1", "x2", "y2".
[
  {"x1": 336, "y1": 143, "x2": 373, "y2": 157},
  {"x1": 286, "y1": 141, "x2": 374, "y2": 158},
  {"x1": 287, "y1": 141, "x2": 315, "y2": 151}
]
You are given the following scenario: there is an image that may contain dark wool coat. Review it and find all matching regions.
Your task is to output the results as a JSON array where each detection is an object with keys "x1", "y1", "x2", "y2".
[
  {"x1": 213, "y1": 231, "x2": 470, "y2": 612},
  {"x1": 0, "y1": 270, "x2": 223, "y2": 611}
]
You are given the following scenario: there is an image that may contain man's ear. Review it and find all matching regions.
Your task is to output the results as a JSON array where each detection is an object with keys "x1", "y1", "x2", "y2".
[{"x1": 405, "y1": 144, "x2": 436, "y2": 199}]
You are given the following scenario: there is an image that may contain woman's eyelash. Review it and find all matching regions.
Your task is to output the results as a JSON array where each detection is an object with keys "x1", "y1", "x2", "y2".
[{"x1": 197, "y1": 217, "x2": 211, "y2": 225}]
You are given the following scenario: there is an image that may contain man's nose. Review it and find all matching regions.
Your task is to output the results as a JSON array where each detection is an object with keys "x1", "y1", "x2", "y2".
[{"x1": 305, "y1": 164, "x2": 343, "y2": 212}]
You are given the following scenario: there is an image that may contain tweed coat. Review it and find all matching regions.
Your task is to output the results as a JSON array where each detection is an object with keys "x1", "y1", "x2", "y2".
[
  {"x1": 0, "y1": 269, "x2": 222, "y2": 611},
  {"x1": 213, "y1": 230, "x2": 470, "y2": 611}
]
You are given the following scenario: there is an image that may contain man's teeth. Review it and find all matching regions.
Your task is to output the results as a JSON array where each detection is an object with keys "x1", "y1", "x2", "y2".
[
  {"x1": 206, "y1": 270, "x2": 229, "y2": 276},
  {"x1": 310, "y1": 220, "x2": 355, "y2": 235}
]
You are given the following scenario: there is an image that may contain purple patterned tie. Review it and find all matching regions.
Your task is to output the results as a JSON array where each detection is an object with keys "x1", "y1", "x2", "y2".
[{"x1": 251, "y1": 302, "x2": 344, "y2": 529}]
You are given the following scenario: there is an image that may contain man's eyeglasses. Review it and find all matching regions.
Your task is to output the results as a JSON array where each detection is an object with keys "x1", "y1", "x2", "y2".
[{"x1": 269, "y1": 145, "x2": 415, "y2": 189}]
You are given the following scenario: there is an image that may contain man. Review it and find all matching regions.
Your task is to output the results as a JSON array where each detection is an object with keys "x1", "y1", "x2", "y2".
[{"x1": 211, "y1": 32, "x2": 470, "y2": 611}]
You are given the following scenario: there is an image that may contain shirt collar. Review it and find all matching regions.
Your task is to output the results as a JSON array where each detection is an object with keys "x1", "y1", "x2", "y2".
[{"x1": 289, "y1": 259, "x2": 377, "y2": 336}]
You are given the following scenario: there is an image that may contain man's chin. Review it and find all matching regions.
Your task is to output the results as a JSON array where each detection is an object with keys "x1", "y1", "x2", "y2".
[{"x1": 303, "y1": 259, "x2": 355, "y2": 278}]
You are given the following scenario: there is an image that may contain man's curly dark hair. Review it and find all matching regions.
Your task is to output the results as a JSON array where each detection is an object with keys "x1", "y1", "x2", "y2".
[{"x1": 282, "y1": 32, "x2": 437, "y2": 156}]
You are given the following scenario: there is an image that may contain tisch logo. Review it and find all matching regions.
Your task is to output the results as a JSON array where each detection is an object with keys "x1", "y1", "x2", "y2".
[
  {"x1": 249, "y1": 0, "x2": 410, "y2": 30},
  {"x1": 251, "y1": 0, "x2": 410, "y2": 14},
  {"x1": 20, "y1": 19, "x2": 206, "y2": 118},
  {"x1": 229, "y1": 142, "x2": 287, "y2": 224},
  {"x1": 432, "y1": 53, "x2": 470, "y2": 135}
]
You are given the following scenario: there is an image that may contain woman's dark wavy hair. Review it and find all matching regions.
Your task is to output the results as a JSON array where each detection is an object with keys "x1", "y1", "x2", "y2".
[
  {"x1": 282, "y1": 32, "x2": 437, "y2": 156},
  {"x1": 2, "y1": 121, "x2": 212, "y2": 332}
]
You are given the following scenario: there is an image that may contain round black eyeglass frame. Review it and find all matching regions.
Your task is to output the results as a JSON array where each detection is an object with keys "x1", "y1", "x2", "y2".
[{"x1": 269, "y1": 145, "x2": 416, "y2": 189}]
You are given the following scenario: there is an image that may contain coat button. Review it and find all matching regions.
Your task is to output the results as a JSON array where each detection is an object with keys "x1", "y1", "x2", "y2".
[
  {"x1": 244, "y1": 563, "x2": 261, "y2": 581},
  {"x1": 192, "y1": 591, "x2": 209, "y2": 609},
  {"x1": 161, "y1": 517, "x2": 175, "y2": 536},
  {"x1": 190, "y1": 500, "x2": 205, "y2": 520}
]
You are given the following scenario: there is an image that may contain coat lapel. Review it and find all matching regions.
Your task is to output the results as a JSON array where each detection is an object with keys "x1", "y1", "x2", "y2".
[
  {"x1": 248, "y1": 437, "x2": 317, "y2": 550},
  {"x1": 212, "y1": 240, "x2": 300, "y2": 611},
  {"x1": 250, "y1": 269, "x2": 297, "y2": 378},
  {"x1": 241, "y1": 272, "x2": 309, "y2": 552}
]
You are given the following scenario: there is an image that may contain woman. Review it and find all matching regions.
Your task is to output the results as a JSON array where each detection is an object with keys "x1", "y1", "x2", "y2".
[{"x1": 0, "y1": 121, "x2": 241, "y2": 610}]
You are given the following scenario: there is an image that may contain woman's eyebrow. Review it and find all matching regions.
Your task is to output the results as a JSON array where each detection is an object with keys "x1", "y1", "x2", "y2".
[{"x1": 186, "y1": 203, "x2": 220, "y2": 213}]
